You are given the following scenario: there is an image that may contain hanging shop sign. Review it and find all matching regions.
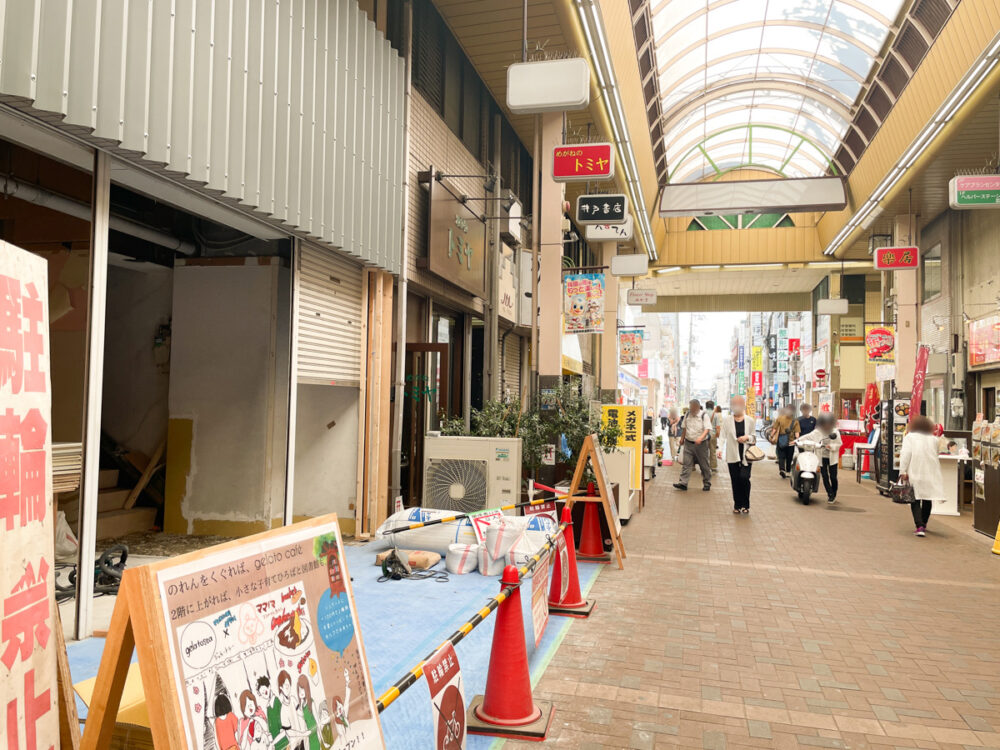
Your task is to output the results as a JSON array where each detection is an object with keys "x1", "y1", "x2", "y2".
[
  {"x1": 426, "y1": 174, "x2": 487, "y2": 298},
  {"x1": 497, "y1": 243, "x2": 518, "y2": 323},
  {"x1": 751, "y1": 370, "x2": 763, "y2": 396},
  {"x1": 865, "y1": 324, "x2": 896, "y2": 363},
  {"x1": 948, "y1": 175, "x2": 1000, "y2": 209},
  {"x1": 737, "y1": 345, "x2": 745, "y2": 369},
  {"x1": 876, "y1": 363, "x2": 897, "y2": 382},
  {"x1": 587, "y1": 214, "x2": 634, "y2": 242},
  {"x1": 424, "y1": 642, "x2": 466, "y2": 750},
  {"x1": 638, "y1": 359, "x2": 649, "y2": 379},
  {"x1": 602, "y1": 405, "x2": 642, "y2": 488},
  {"x1": 788, "y1": 338, "x2": 801, "y2": 355},
  {"x1": 874, "y1": 246, "x2": 919, "y2": 270},
  {"x1": 750, "y1": 346, "x2": 763, "y2": 372},
  {"x1": 553, "y1": 142, "x2": 615, "y2": 182},
  {"x1": 839, "y1": 317, "x2": 864, "y2": 343},
  {"x1": 575, "y1": 194, "x2": 626, "y2": 225},
  {"x1": 619, "y1": 328, "x2": 643, "y2": 365},
  {"x1": 626, "y1": 287, "x2": 655, "y2": 306},
  {"x1": 968, "y1": 313, "x2": 1000, "y2": 367},
  {"x1": 563, "y1": 273, "x2": 605, "y2": 334},
  {"x1": 737, "y1": 371, "x2": 746, "y2": 393},
  {"x1": 1, "y1": 243, "x2": 58, "y2": 750}
]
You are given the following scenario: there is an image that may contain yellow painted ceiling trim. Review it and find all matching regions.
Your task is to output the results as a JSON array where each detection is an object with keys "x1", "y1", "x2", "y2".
[
  {"x1": 818, "y1": 0, "x2": 1000, "y2": 252},
  {"x1": 657, "y1": 225, "x2": 826, "y2": 267}
]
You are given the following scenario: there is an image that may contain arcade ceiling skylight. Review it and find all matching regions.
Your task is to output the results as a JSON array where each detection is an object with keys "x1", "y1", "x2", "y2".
[{"x1": 651, "y1": 0, "x2": 907, "y2": 183}]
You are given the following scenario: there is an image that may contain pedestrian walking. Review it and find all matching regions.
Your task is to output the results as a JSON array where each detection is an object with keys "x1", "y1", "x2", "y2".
[
  {"x1": 797, "y1": 403, "x2": 816, "y2": 436},
  {"x1": 659, "y1": 404, "x2": 670, "y2": 431},
  {"x1": 721, "y1": 396, "x2": 756, "y2": 513},
  {"x1": 674, "y1": 399, "x2": 713, "y2": 491},
  {"x1": 707, "y1": 401, "x2": 722, "y2": 473},
  {"x1": 899, "y1": 416, "x2": 945, "y2": 537},
  {"x1": 769, "y1": 406, "x2": 800, "y2": 478},
  {"x1": 798, "y1": 413, "x2": 843, "y2": 503},
  {"x1": 667, "y1": 407, "x2": 682, "y2": 461}
]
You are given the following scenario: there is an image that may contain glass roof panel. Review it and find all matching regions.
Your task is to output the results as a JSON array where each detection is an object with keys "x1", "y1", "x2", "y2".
[{"x1": 651, "y1": 0, "x2": 906, "y2": 183}]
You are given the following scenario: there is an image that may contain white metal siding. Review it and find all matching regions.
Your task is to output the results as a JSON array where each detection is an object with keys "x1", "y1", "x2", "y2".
[
  {"x1": 0, "y1": 0, "x2": 404, "y2": 274},
  {"x1": 298, "y1": 243, "x2": 364, "y2": 386}
]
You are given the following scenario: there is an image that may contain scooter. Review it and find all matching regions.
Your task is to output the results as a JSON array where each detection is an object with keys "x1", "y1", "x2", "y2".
[{"x1": 790, "y1": 438, "x2": 823, "y2": 504}]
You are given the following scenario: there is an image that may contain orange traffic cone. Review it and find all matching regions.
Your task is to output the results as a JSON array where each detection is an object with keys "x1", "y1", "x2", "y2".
[
  {"x1": 548, "y1": 506, "x2": 595, "y2": 617},
  {"x1": 467, "y1": 565, "x2": 554, "y2": 740},
  {"x1": 576, "y1": 483, "x2": 611, "y2": 563}
]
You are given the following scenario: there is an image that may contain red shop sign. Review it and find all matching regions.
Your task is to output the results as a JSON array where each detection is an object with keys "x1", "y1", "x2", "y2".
[
  {"x1": 874, "y1": 246, "x2": 919, "y2": 270},
  {"x1": 552, "y1": 142, "x2": 615, "y2": 182},
  {"x1": 751, "y1": 371, "x2": 763, "y2": 395}
]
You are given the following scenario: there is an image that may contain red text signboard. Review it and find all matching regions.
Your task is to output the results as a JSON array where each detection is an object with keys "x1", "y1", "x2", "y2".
[
  {"x1": 788, "y1": 338, "x2": 801, "y2": 355},
  {"x1": 424, "y1": 643, "x2": 466, "y2": 750},
  {"x1": 552, "y1": 143, "x2": 615, "y2": 182},
  {"x1": 751, "y1": 371, "x2": 763, "y2": 396},
  {"x1": 968, "y1": 314, "x2": 1000, "y2": 368},
  {"x1": 874, "y1": 246, "x2": 919, "y2": 270},
  {"x1": 1, "y1": 242, "x2": 57, "y2": 750}
]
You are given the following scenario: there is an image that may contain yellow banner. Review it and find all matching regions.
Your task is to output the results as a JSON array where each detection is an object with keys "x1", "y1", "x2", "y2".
[
  {"x1": 602, "y1": 404, "x2": 642, "y2": 488},
  {"x1": 751, "y1": 346, "x2": 763, "y2": 371}
]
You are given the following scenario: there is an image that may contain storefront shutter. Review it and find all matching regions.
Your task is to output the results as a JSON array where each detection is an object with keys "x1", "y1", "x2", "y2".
[
  {"x1": 297, "y1": 245, "x2": 364, "y2": 386},
  {"x1": 502, "y1": 334, "x2": 521, "y2": 399}
]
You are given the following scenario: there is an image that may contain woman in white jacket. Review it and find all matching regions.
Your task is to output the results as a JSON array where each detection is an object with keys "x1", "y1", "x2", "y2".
[
  {"x1": 720, "y1": 396, "x2": 756, "y2": 513},
  {"x1": 899, "y1": 416, "x2": 945, "y2": 537}
]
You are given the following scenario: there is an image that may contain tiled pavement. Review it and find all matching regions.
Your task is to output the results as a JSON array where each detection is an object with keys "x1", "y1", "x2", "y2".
[{"x1": 511, "y1": 458, "x2": 1000, "y2": 749}]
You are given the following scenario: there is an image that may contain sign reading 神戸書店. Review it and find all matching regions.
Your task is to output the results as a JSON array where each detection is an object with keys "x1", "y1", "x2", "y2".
[
  {"x1": 424, "y1": 173, "x2": 487, "y2": 299},
  {"x1": 949, "y1": 175, "x2": 1000, "y2": 209},
  {"x1": 575, "y1": 194, "x2": 627, "y2": 225}
]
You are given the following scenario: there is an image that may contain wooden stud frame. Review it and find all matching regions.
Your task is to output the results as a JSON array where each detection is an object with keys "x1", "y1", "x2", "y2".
[{"x1": 566, "y1": 435, "x2": 627, "y2": 569}]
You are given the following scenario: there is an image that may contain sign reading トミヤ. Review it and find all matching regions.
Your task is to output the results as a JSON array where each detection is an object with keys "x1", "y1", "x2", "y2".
[
  {"x1": 874, "y1": 246, "x2": 919, "y2": 270},
  {"x1": 157, "y1": 519, "x2": 384, "y2": 750},
  {"x1": 552, "y1": 143, "x2": 615, "y2": 182},
  {"x1": 425, "y1": 173, "x2": 487, "y2": 299},
  {"x1": 575, "y1": 194, "x2": 626, "y2": 225},
  {"x1": 949, "y1": 175, "x2": 1000, "y2": 209},
  {"x1": 424, "y1": 643, "x2": 466, "y2": 750},
  {"x1": 1, "y1": 242, "x2": 57, "y2": 750}
]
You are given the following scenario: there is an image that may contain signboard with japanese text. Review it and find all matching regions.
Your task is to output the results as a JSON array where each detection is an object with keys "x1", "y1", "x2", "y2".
[
  {"x1": 750, "y1": 346, "x2": 763, "y2": 372},
  {"x1": 586, "y1": 214, "x2": 634, "y2": 242},
  {"x1": 424, "y1": 643, "x2": 466, "y2": 750},
  {"x1": 497, "y1": 243, "x2": 518, "y2": 323},
  {"x1": 751, "y1": 370, "x2": 763, "y2": 396},
  {"x1": 737, "y1": 345, "x2": 745, "y2": 369},
  {"x1": 0, "y1": 244, "x2": 57, "y2": 750},
  {"x1": 840, "y1": 317, "x2": 864, "y2": 343},
  {"x1": 625, "y1": 287, "x2": 654, "y2": 306},
  {"x1": 618, "y1": 328, "x2": 643, "y2": 364},
  {"x1": 911, "y1": 345, "x2": 930, "y2": 423},
  {"x1": 874, "y1": 246, "x2": 919, "y2": 271},
  {"x1": 563, "y1": 273, "x2": 605, "y2": 334},
  {"x1": 426, "y1": 175, "x2": 487, "y2": 298},
  {"x1": 575, "y1": 194, "x2": 626, "y2": 225},
  {"x1": 968, "y1": 314, "x2": 1000, "y2": 368},
  {"x1": 949, "y1": 175, "x2": 1000, "y2": 209},
  {"x1": 865, "y1": 325, "x2": 896, "y2": 363},
  {"x1": 530, "y1": 553, "x2": 550, "y2": 647},
  {"x1": 552, "y1": 143, "x2": 615, "y2": 182},
  {"x1": 469, "y1": 509, "x2": 505, "y2": 543},
  {"x1": 156, "y1": 517, "x2": 384, "y2": 750},
  {"x1": 788, "y1": 338, "x2": 801, "y2": 355},
  {"x1": 602, "y1": 405, "x2": 642, "y2": 489},
  {"x1": 638, "y1": 359, "x2": 649, "y2": 379}
]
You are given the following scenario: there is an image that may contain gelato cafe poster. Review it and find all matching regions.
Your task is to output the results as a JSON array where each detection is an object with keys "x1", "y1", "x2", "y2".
[{"x1": 157, "y1": 520, "x2": 384, "y2": 750}]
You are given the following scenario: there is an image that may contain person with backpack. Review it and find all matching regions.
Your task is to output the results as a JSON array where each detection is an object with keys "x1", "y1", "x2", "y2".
[
  {"x1": 769, "y1": 406, "x2": 800, "y2": 479},
  {"x1": 673, "y1": 399, "x2": 713, "y2": 491}
]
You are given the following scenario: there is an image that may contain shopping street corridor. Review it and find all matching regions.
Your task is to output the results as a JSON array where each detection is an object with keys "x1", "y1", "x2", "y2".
[{"x1": 511, "y1": 459, "x2": 1000, "y2": 749}]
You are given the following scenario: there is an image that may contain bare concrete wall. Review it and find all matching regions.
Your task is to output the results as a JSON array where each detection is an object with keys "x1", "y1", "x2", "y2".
[{"x1": 293, "y1": 385, "x2": 359, "y2": 522}]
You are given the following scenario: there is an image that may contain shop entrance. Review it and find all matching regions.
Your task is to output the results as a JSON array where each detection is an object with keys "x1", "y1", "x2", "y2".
[
  {"x1": 401, "y1": 343, "x2": 448, "y2": 505},
  {"x1": 984, "y1": 386, "x2": 996, "y2": 422}
]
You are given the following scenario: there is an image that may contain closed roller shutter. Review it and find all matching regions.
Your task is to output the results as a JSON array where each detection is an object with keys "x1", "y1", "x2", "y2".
[
  {"x1": 502, "y1": 334, "x2": 521, "y2": 399},
  {"x1": 297, "y1": 244, "x2": 364, "y2": 386}
]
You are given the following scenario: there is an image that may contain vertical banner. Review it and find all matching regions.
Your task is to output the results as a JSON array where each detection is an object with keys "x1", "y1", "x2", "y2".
[
  {"x1": 602, "y1": 405, "x2": 642, "y2": 488},
  {"x1": 751, "y1": 370, "x2": 763, "y2": 396},
  {"x1": 745, "y1": 388, "x2": 757, "y2": 418},
  {"x1": 910, "y1": 344, "x2": 930, "y2": 423},
  {"x1": 750, "y1": 346, "x2": 763, "y2": 371},
  {"x1": 563, "y1": 273, "x2": 605, "y2": 334},
  {"x1": 618, "y1": 328, "x2": 643, "y2": 365},
  {"x1": 0, "y1": 244, "x2": 57, "y2": 750},
  {"x1": 424, "y1": 643, "x2": 466, "y2": 750},
  {"x1": 530, "y1": 552, "x2": 550, "y2": 647}
]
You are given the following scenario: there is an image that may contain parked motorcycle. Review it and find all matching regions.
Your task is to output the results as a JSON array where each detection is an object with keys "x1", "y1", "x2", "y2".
[{"x1": 790, "y1": 438, "x2": 823, "y2": 504}]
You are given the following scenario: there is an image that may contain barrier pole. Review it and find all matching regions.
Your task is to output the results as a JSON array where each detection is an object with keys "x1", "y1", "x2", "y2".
[{"x1": 381, "y1": 493, "x2": 570, "y2": 535}]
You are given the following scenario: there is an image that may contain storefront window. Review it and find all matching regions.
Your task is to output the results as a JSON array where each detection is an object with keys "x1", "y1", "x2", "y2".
[{"x1": 922, "y1": 244, "x2": 942, "y2": 301}]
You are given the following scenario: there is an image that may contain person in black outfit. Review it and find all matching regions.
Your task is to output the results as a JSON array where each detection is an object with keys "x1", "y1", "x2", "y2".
[
  {"x1": 797, "y1": 403, "x2": 817, "y2": 437},
  {"x1": 721, "y1": 396, "x2": 756, "y2": 513}
]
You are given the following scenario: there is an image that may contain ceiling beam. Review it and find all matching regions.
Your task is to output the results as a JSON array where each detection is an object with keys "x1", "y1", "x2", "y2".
[{"x1": 640, "y1": 293, "x2": 813, "y2": 313}]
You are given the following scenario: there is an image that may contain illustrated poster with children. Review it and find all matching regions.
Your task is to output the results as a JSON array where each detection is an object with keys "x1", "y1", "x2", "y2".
[
  {"x1": 157, "y1": 520, "x2": 384, "y2": 750},
  {"x1": 562, "y1": 273, "x2": 605, "y2": 334}
]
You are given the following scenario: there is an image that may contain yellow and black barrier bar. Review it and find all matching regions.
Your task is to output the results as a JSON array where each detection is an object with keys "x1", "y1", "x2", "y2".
[
  {"x1": 381, "y1": 492, "x2": 570, "y2": 535},
  {"x1": 375, "y1": 519, "x2": 569, "y2": 713}
]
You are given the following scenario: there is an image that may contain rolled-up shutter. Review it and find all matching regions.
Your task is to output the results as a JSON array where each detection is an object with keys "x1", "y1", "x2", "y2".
[
  {"x1": 502, "y1": 334, "x2": 521, "y2": 399},
  {"x1": 297, "y1": 245, "x2": 364, "y2": 386}
]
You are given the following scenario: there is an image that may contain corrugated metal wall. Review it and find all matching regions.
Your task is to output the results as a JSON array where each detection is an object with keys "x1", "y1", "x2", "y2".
[
  {"x1": 501, "y1": 333, "x2": 521, "y2": 400},
  {"x1": 0, "y1": 0, "x2": 404, "y2": 273}
]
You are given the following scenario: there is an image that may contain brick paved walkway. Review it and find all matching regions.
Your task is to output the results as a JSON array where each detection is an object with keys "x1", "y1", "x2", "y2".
[{"x1": 514, "y1": 458, "x2": 1000, "y2": 749}]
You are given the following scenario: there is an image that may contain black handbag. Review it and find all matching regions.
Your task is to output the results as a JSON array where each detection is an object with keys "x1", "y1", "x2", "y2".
[{"x1": 890, "y1": 480, "x2": 916, "y2": 504}]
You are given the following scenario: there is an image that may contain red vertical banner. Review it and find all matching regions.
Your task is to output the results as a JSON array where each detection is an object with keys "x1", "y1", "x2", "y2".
[
  {"x1": 751, "y1": 371, "x2": 763, "y2": 396},
  {"x1": 424, "y1": 643, "x2": 466, "y2": 750},
  {"x1": 1, "y1": 242, "x2": 57, "y2": 750},
  {"x1": 910, "y1": 345, "x2": 930, "y2": 423}
]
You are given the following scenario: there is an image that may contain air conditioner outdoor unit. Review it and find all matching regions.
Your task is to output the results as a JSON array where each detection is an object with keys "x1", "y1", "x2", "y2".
[{"x1": 422, "y1": 435, "x2": 522, "y2": 513}]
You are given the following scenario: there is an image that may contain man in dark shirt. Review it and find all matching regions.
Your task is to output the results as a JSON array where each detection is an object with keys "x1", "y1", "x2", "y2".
[{"x1": 797, "y1": 403, "x2": 817, "y2": 436}]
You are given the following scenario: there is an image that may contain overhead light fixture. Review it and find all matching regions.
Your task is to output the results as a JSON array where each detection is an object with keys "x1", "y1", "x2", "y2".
[
  {"x1": 656, "y1": 266, "x2": 682, "y2": 274},
  {"x1": 690, "y1": 264, "x2": 721, "y2": 270}
]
